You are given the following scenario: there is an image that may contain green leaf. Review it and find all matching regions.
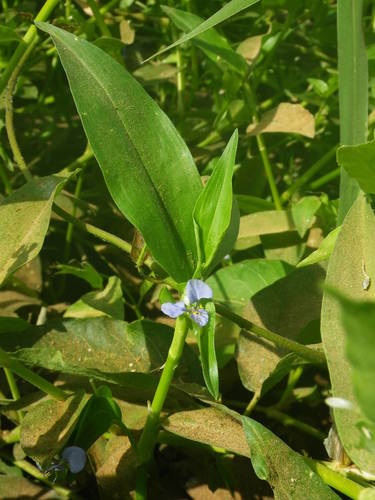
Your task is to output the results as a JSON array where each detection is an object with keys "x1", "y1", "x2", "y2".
[
  {"x1": 297, "y1": 226, "x2": 341, "y2": 268},
  {"x1": 326, "y1": 289, "x2": 375, "y2": 427},
  {"x1": 235, "y1": 194, "x2": 274, "y2": 214},
  {"x1": 163, "y1": 407, "x2": 250, "y2": 458},
  {"x1": 162, "y1": 6, "x2": 248, "y2": 74},
  {"x1": 194, "y1": 130, "x2": 238, "y2": 272},
  {"x1": 321, "y1": 194, "x2": 375, "y2": 472},
  {"x1": 64, "y1": 276, "x2": 124, "y2": 319},
  {"x1": 291, "y1": 196, "x2": 321, "y2": 238},
  {"x1": 0, "y1": 318, "x2": 202, "y2": 389},
  {"x1": 195, "y1": 302, "x2": 219, "y2": 400},
  {"x1": 145, "y1": 0, "x2": 261, "y2": 62},
  {"x1": 242, "y1": 416, "x2": 340, "y2": 499},
  {"x1": 37, "y1": 23, "x2": 202, "y2": 283},
  {"x1": 70, "y1": 386, "x2": 123, "y2": 450},
  {"x1": 0, "y1": 26, "x2": 22, "y2": 44},
  {"x1": 208, "y1": 258, "x2": 293, "y2": 311},
  {"x1": 237, "y1": 265, "x2": 324, "y2": 393},
  {"x1": 55, "y1": 262, "x2": 103, "y2": 289},
  {"x1": 337, "y1": 140, "x2": 375, "y2": 195},
  {"x1": 0, "y1": 175, "x2": 66, "y2": 286},
  {"x1": 20, "y1": 391, "x2": 86, "y2": 468}
]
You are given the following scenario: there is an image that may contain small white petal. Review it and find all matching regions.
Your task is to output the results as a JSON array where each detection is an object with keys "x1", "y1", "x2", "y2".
[{"x1": 325, "y1": 397, "x2": 354, "y2": 410}]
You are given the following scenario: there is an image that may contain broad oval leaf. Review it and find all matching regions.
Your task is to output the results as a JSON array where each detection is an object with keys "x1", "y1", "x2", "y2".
[
  {"x1": 37, "y1": 23, "x2": 203, "y2": 283},
  {"x1": 321, "y1": 194, "x2": 375, "y2": 472},
  {"x1": 0, "y1": 175, "x2": 66, "y2": 286}
]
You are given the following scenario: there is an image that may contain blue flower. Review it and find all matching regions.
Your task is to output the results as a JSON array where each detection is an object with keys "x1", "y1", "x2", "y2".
[
  {"x1": 44, "y1": 446, "x2": 87, "y2": 478},
  {"x1": 61, "y1": 446, "x2": 87, "y2": 473},
  {"x1": 161, "y1": 279, "x2": 212, "y2": 327}
]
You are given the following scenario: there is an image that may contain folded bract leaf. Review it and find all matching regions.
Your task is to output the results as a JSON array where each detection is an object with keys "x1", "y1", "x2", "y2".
[
  {"x1": 194, "y1": 130, "x2": 238, "y2": 272},
  {"x1": 37, "y1": 22, "x2": 203, "y2": 283},
  {"x1": 247, "y1": 103, "x2": 315, "y2": 138}
]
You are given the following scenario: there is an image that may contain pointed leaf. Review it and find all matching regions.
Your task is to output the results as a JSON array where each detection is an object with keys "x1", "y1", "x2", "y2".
[
  {"x1": 242, "y1": 416, "x2": 340, "y2": 499},
  {"x1": 194, "y1": 130, "x2": 238, "y2": 271},
  {"x1": 162, "y1": 6, "x2": 248, "y2": 74},
  {"x1": 37, "y1": 23, "x2": 202, "y2": 282},
  {"x1": 145, "y1": 0, "x2": 261, "y2": 62},
  {"x1": 297, "y1": 226, "x2": 341, "y2": 268},
  {"x1": 64, "y1": 276, "x2": 124, "y2": 319},
  {"x1": 0, "y1": 175, "x2": 66, "y2": 285},
  {"x1": 291, "y1": 196, "x2": 321, "y2": 238},
  {"x1": 195, "y1": 302, "x2": 219, "y2": 400}
]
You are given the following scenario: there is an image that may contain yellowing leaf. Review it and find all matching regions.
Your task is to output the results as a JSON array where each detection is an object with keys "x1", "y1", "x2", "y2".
[{"x1": 247, "y1": 103, "x2": 315, "y2": 138}]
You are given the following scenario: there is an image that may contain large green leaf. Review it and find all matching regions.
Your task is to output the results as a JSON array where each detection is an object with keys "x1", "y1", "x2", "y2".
[
  {"x1": 321, "y1": 194, "x2": 375, "y2": 472},
  {"x1": 37, "y1": 23, "x2": 202, "y2": 283},
  {"x1": 208, "y1": 259, "x2": 293, "y2": 311},
  {"x1": 327, "y1": 290, "x2": 375, "y2": 427},
  {"x1": 0, "y1": 318, "x2": 202, "y2": 389},
  {"x1": 237, "y1": 265, "x2": 324, "y2": 393},
  {"x1": 242, "y1": 417, "x2": 340, "y2": 499},
  {"x1": 20, "y1": 391, "x2": 86, "y2": 468},
  {"x1": 337, "y1": 140, "x2": 375, "y2": 195},
  {"x1": 194, "y1": 130, "x2": 238, "y2": 272},
  {"x1": 162, "y1": 6, "x2": 248, "y2": 74},
  {"x1": 163, "y1": 407, "x2": 250, "y2": 458},
  {"x1": 0, "y1": 175, "x2": 65, "y2": 286},
  {"x1": 145, "y1": 0, "x2": 261, "y2": 62}
]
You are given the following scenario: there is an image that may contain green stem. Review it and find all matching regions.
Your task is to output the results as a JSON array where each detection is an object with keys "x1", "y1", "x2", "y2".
[
  {"x1": 280, "y1": 145, "x2": 337, "y2": 203},
  {"x1": 137, "y1": 315, "x2": 189, "y2": 465},
  {"x1": 305, "y1": 458, "x2": 366, "y2": 499},
  {"x1": 3, "y1": 368, "x2": 23, "y2": 422},
  {"x1": 5, "y1": 41, "x2": 36, "y2": 182},
  {"x1": 276, "y1": 365, "x2": 303, "y2": 410},
  {"x1": 0, "y1": 0, "x2": 60, "y2": 96},
  {"x1": 53, "y1": 204, "x2": 133, "y2": 256},
  {"x1": 214, "y1": 303, "x2": 326, "y2": 365},
  {"x1": 337, "y1": 0, "x2": 368, "y2": 223},
  {"x1": 63, "y1": 171, "x2": 85, "y2": 262},
  {"x1": 0, "y1": 348, "x2": 67, "y2": 401},
  {"x1": 14, "y1": 459, "x2": 72, "y2": 498},
  {"x1": 256, "y1": 134, "x2": 282, "y2": 210},
  {"x1": 257, "y1": 405, "x2": 325, "y2": 441},
  {"x1": 86, "y1": 0, "x2": 112, "y2": 37},
  {"x1": 243, "y1": 82, "x2": 282, "y2": 210},
  {"x1": 309, "y1": 167, "x2": 340, "y2": 190}
]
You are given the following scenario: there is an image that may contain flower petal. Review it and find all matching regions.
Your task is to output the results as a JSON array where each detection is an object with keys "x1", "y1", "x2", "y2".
[
  {"x1": 161, "y1": 301, "x2": 186, "y2": 318},
  {"x1": 190, "y1": 308, "x2": 209, "y2": 327},
  {"x1": 185, "y1": 279, "x2": 213, "y2": 304},
  {"x1": 61, "y1": 446, "x2": 87, "y2": 473}
]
